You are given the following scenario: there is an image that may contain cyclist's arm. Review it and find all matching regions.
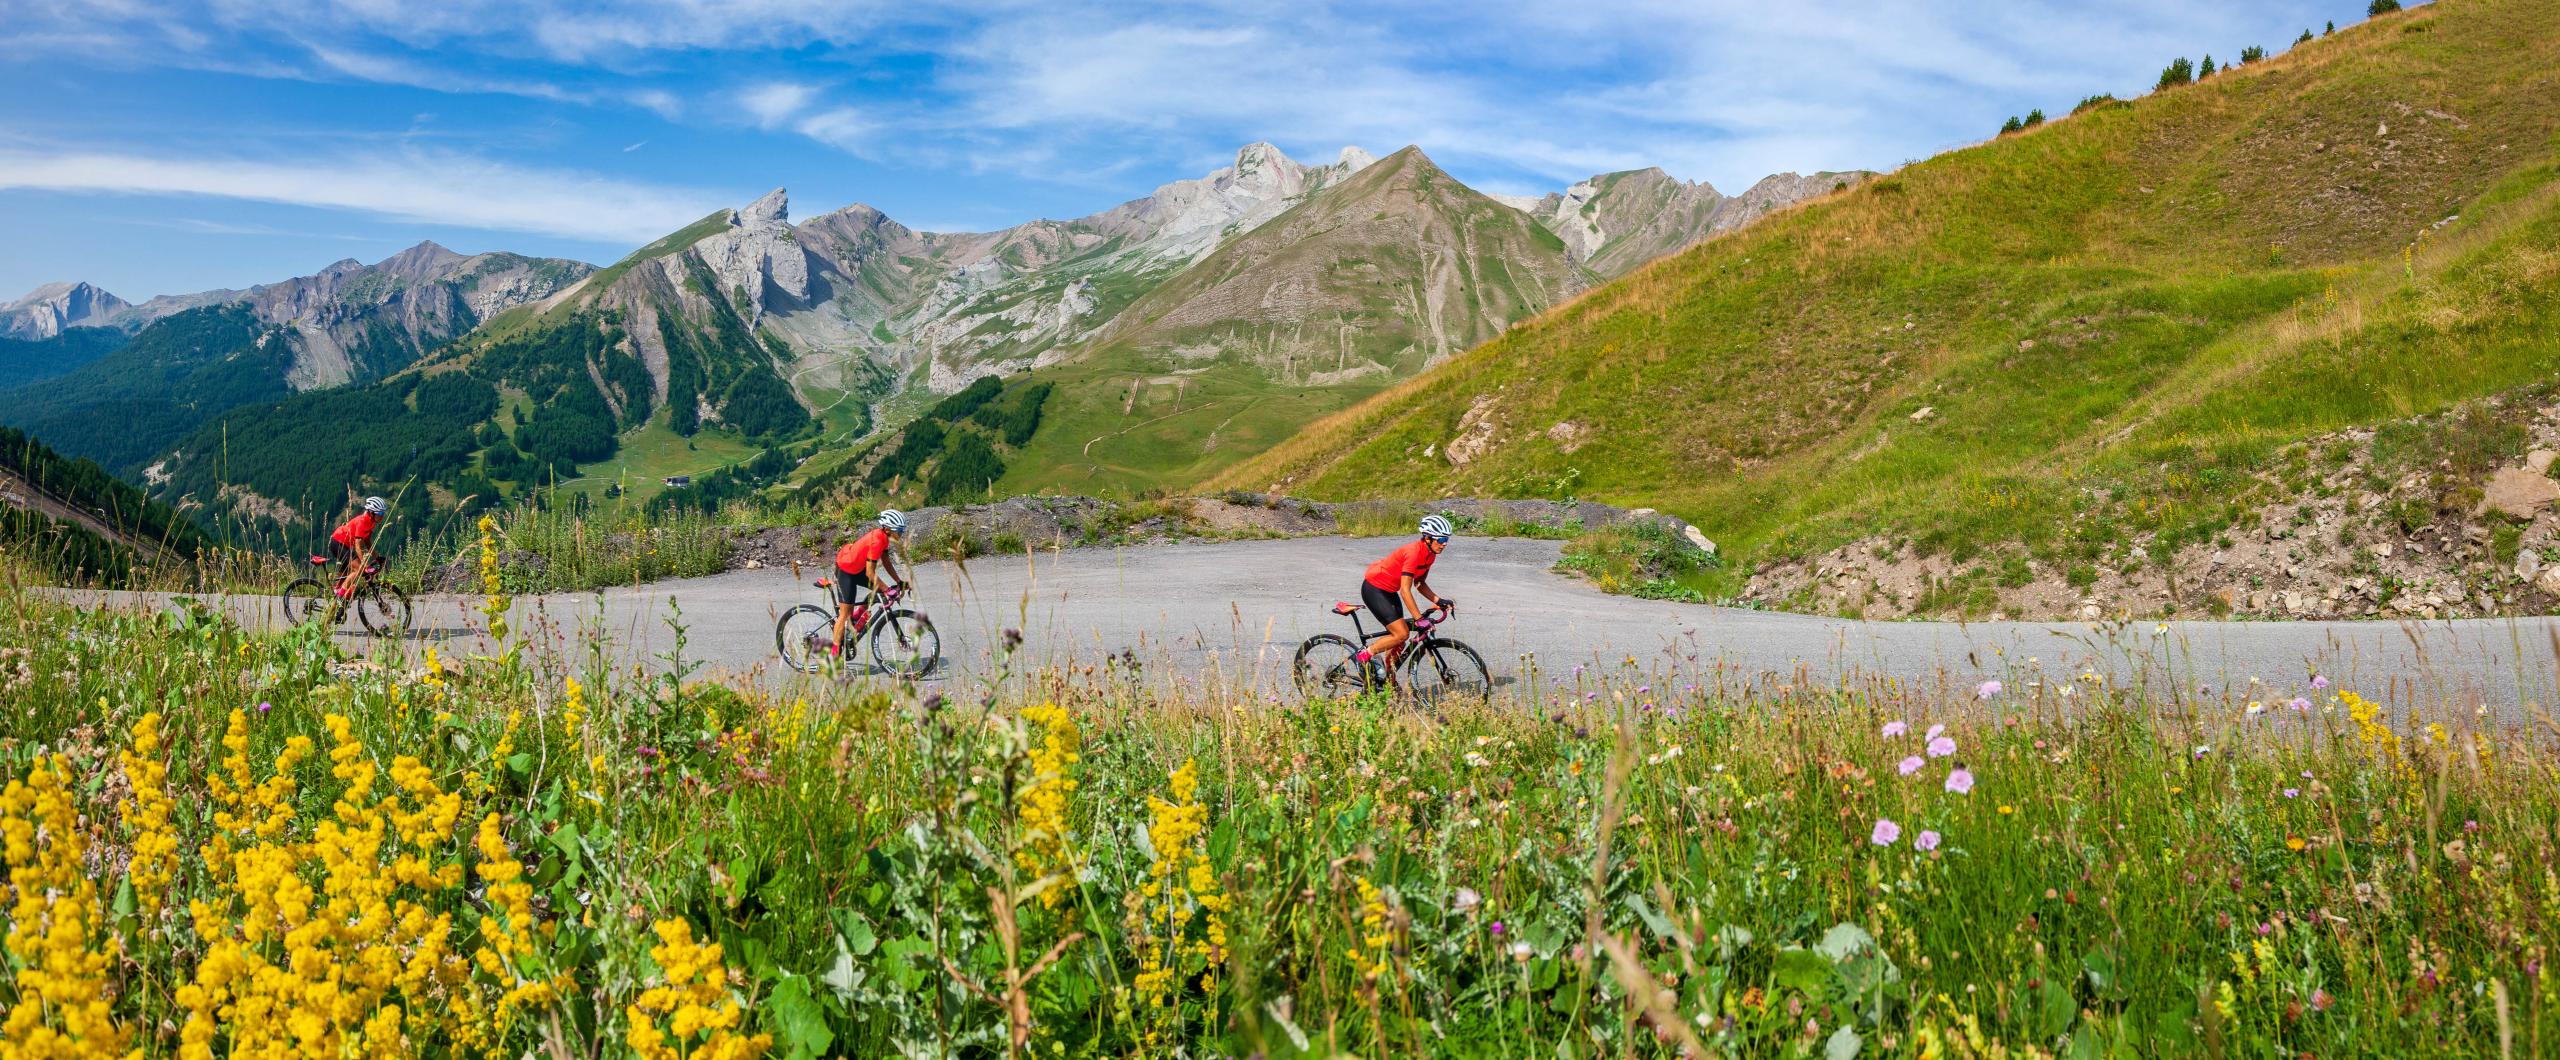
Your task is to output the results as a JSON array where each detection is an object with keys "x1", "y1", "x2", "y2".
[
  {"x1": 1400, "y1": 574, "x2": 1427, "y2": 621},
  {"x1": 867, "y1": 555, "x2": 901, "y2": 592},
  {"x1": 1415, "y1": 574, "x2": 1446, "y2": 610}
]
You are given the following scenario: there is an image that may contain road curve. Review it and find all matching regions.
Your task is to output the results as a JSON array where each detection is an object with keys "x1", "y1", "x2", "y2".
[{"x1": 62, "y1": 536, "x2": 2560, "y2": 711}]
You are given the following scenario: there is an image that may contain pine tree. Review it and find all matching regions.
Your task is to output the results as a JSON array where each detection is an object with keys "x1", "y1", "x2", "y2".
[
  {"x1": 2368, "y1": 0, "x2": 2402, "y2": 14},
  {"x1": 2157, "y1": 57, "x2": 2195, "y2": 90},
  {"x1": 2199, "y1": 54, "x2": 2216, "y2": 77},
  {"x1": 2325, "y1": 20, "x2": 2336, "y2": 34},
  {"x1": 2296, "y1": 28, "x2": 2314, "y2": 44},
  {"x1": 2023, "y1": 109, "x2": 2046, "y2": 127},
  {"x1": 2240, "y1": 45, "x2": 2266, "y2": 64},
  {"x1": 2000, "y1": 115, "x2": 2024, "y2": 135}
]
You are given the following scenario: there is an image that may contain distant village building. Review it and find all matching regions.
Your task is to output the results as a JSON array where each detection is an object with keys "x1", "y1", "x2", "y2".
[{"x1": 663, "y1": 476, "x2": 691, "y2": 489}]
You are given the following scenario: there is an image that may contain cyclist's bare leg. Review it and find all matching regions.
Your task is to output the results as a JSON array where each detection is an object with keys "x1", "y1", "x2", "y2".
[
  {"x1": 1363, "y1": 620, "x2": 1410, "y2": 689},
  {"x1": 334, "y1": 560, "x2": 361, "y2": 597},
  {"x1": 832, "y1": 602, "x2": 854, "y2": 655}
]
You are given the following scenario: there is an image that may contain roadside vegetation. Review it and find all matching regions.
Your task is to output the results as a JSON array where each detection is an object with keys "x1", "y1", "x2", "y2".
[
  {"x1": 2, "y1": 551, "x2": 2554, "y2": 1055},
  {"x1": 1220, "y1": 0, "x2": 2560, "y2": 611}
]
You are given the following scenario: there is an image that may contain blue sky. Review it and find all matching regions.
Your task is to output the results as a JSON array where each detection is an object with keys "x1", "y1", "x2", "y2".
[{"x1": 1, "y1": 0, "x2": 2378, "y2": 302}]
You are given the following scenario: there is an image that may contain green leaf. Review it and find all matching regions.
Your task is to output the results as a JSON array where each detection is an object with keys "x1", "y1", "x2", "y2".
[
  {"x1": 2036, "y1": 977, "x2": 2076, "y2": 1039},
  {"x1": 1625, "y1": 894, "x2": 1679, "y2": 940},
  {"x1": 765, "y1": 975, "x2": 834, "y2": 1060},
  {"x1": 111, "y1": 876, "x2": 135, "y2": 918},
  {"x1": 1813, "y1": 923, "x2": 1876, "y2": 962},
  {"x1": 820, "y1": 935, "x2": 864, "y2": 1001},
  {"x1": 832, "y1": 909, "x2": 878, "y2": 956},
  {"x1": 1773, "y1": 948, "x2": 1835, "y2": 993},
  {"x1": 880, "y1": 936, "x2": 930, "y2": 991},
  {"x1": 1824, "y1": 1025, "x2": 1863, "y2": 1060},
  {"x1": 506, "y1": 752, "x2": 534, "y2": 775}
]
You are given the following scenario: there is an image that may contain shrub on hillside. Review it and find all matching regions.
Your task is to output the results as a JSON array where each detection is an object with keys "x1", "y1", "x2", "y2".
[
  {"x1": 2023, "y1": 108, "x2": 2045, "y2": 128},
  {"x1": 2072, "y1": 94, "x2": 2120, "y2": 115},
  {"x1": 2156, "y1": 57, "x2": 2194, "y2": 90},
  {"x1": 2239, "y1": 44, "x2": 2267, "y2": 63},
  {"x1": 2368, "y1": 0, "x2": 2401, "y2": 14},
  {"x1": 2198, "y1": 54, "x2": 2217, "y2": 77},
  {"x1": 1999, "y1": 115, "x2": 2023, "y2": 135}
]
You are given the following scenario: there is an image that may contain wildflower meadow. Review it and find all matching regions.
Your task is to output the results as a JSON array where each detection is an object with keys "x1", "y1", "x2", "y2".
[{"x1": 0, "y1": 547, "x2": 2555, "y2": 1057}]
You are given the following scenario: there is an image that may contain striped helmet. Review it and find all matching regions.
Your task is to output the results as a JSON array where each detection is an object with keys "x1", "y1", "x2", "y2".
[{"x1": 1418, "y1": 514, "x2": 1453, "y2": 539}]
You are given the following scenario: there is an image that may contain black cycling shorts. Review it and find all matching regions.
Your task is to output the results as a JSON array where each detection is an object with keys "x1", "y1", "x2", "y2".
[
  {"x1": 1360, "y1": 582, "x2": 1406, "y2": 628},
  {"x1": 833, "y1": 567, "x2": 874, "y2": 607},
  {"x1": 328, "y1": 541, "x2": 359, "y2": 565}
]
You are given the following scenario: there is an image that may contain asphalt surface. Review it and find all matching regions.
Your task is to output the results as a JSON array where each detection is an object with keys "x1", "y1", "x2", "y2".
[{"x1": 63, "y1": 536, "x2": 2560, "y2": 710}]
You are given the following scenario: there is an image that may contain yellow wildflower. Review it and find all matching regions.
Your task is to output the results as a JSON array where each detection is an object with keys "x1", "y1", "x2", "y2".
[{"x1": 1015, "y1": 701, "x2": 1082, "y2": 909}]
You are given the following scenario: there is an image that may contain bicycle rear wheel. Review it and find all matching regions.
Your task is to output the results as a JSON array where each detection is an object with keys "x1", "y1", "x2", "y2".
[
  {"x1": 359, "y1": 582, "x2": 412, "y2": 636},
  {"x1": 1292, "y1": 634, "x2": 1371, "y2": 699},
  {"x1": 775, "y1": 604, "x2": 837, "y2": 674},
  {"x1": 281, "y1": 578, "x2": 335, "y2": 628},
  {"x1": 868, "y1": 610, "x2": 940, "y2": 678},
  {"x1": 1403, "y1": 638, "x2": 1491, "y2": 703}
]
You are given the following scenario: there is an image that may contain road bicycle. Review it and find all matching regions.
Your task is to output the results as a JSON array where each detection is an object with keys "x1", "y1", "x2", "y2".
[
  {"x1": 774, "y1": 581, "x2": 941, "y2": 678},
  {"x1": 282, "y1": 556, "x2": 413, "y2": 636},
  {"x1": 1293, "y1": 601, "x2": 1489, "y2": 701}
]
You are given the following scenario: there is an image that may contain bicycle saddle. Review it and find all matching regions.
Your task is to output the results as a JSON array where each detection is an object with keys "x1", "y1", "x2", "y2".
[{"x1": 1332, "y1": 601, "x2": 1361, "y2": 615}]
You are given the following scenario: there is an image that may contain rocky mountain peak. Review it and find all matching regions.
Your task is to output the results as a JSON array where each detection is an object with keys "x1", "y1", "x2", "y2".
[
  {"x1": 1, "y1": 281, "x2": 133, "y2": 340},
  {"x1": 740, "y1": 188, "x2": 790, "y2": 228},
  {"x1": 1336, "y1": 146, "x2": 1377, "y2": 171}
]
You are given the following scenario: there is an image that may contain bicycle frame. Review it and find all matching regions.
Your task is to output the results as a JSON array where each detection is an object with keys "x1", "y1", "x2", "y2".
[
  {"x1": 813, "y1": 581, "x2": 905, "y2": 650},
  {"x1": 1339, "y1": 602, "x2": 1447, "y2": 658}
]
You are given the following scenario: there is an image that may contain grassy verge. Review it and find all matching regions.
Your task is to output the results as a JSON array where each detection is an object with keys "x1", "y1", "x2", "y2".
[
  {"x1": 1554, "y1": 520, "x2": 1726, "y2": 602},
  {"x1": 385, "y1": 502, "x2": 733, "y2": 594},
  {"x1": 3, "y1": 554, "x2": 2554, "y2": 1055}
]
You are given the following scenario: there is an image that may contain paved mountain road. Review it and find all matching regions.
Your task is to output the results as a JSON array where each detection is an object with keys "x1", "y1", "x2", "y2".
[{"x1": 68, "y1": 536, "x2": 2560, "y2": 710}]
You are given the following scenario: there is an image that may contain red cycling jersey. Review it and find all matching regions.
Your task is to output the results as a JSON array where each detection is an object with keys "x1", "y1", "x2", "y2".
[
  {"x1": 836, "y1": 527, "x2": 893, "y2": 574},
  {"x1": 331, "y1": 511, "x2": 380, "y2": 547},
  {"x1": 1363, "y1": 539, "x2": 1438, "y2": 593}
]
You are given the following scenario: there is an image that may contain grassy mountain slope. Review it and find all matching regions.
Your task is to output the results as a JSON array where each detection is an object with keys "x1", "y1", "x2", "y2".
[
  {"x1": 0, "y1": 425, "x2": 208, "y2": 585},
  {"x1": 1220, "y1": 0, "x2": 2560, "y2": 602},
  {"x1": 992, "y1": 147, "x2": 1592, "y2": 496},
  {"x1": 0, "y1": 326, "x2": 125, "y2": 391}
]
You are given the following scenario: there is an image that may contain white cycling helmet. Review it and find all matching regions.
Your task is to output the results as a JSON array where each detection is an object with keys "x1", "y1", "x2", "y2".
[
  {"x1": 362, "y1": 496, "x2": 389, "y2": 515},
  {"x1": 877, "y1": 508, "x2": 909, "y2": 533},
  {"x1": 1418, "y1": 514, "x2": 1453, "y2": 539}
]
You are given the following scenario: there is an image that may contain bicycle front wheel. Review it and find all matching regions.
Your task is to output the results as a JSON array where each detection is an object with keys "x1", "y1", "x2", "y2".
[
  {"x1": 1292, "y1": 634, "x2": 1370, "y2": 699},
  {"x1": 360, "y1": 583, "x2": 413, "y2": 637},
  {"x1": 1403, "y1": 638, "x2": 1491, "y2": 703},
  {"x1": 868, "y1": 610, "x2": 940, "y2": 678},
  {"x1": 281, "y1": 578, "x2": 335, "y2": 628},
  {"x1": 775, "y1": 604, "x2": 837, "y2": 674}
]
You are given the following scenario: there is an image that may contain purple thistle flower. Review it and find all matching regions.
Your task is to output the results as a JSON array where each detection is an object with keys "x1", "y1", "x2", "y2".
[
  {"x1": 1490, "y1": 921, "x2": 1506, "y2": 935},
  {"x1": 1899, "y1": 755, "x2": 1925, "y2": 776},
  {"x1": 1882, "y1": 720, "x2": 1908, "y2": 738},
  {"x1": 2288, "y1": 697, "x2": 2312, "y2": 712},
  {"x1": 1945, "y1": 768, "x2": 1974, "y2": 794},
  {"x1": 2283, "y1": 788, "x2": 2299, "y2": 799},
  {"x1": 2310, "y1": 675, "x2": 2329, "y2": 691},
  {"x1": 1976, "y1": 680, "x2": 2002, "y2": 700},
  {"x1": 1926, "y1": 735, "x2": 1957, "y2": 758},
  {"x1": 1915, "y1": 830, "x2": 1941, "y2": 852},
  {"x1": 1870, "y1": 818, "x2": 1901, "y2": 846},
  {"x1": 256, "y1": 700, "x2": 272, "y2": 714}
]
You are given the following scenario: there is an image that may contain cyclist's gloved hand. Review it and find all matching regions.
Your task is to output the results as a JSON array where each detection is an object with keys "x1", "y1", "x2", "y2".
[{"x1": 1438, "y1": 597, "x2": 1457, "y2": 614}]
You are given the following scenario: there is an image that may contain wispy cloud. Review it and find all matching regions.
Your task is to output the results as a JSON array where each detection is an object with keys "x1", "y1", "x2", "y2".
[
  {"x1": 737, "y1": 81, "x2": 819, "y2": 129},
  {"x1": 0, "y1": 146, "x2": 727, "y2": 244}
]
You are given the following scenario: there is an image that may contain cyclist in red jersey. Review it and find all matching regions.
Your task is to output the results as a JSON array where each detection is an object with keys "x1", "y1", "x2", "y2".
[
  {"x1": 329, "y1": 496, "x2": 390, "y2": 598},
  {"x1": 831, "y1": 509, "x2": 910, "y2": 654},
  {"x1": 1353, "y1": 514, "x2": 1457, "y2": 689}
]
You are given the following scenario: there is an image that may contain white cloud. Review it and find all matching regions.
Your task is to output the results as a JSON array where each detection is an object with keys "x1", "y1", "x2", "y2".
[
  {"x1": 794, "y1": 108, "x2": 872, "y2": 153},
  {"x1": 737, "y1": 81, "x2": 818, "y2": 128},
  {"x1": 0, "y1": 146, "x2": 725, "y2": 245}
]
